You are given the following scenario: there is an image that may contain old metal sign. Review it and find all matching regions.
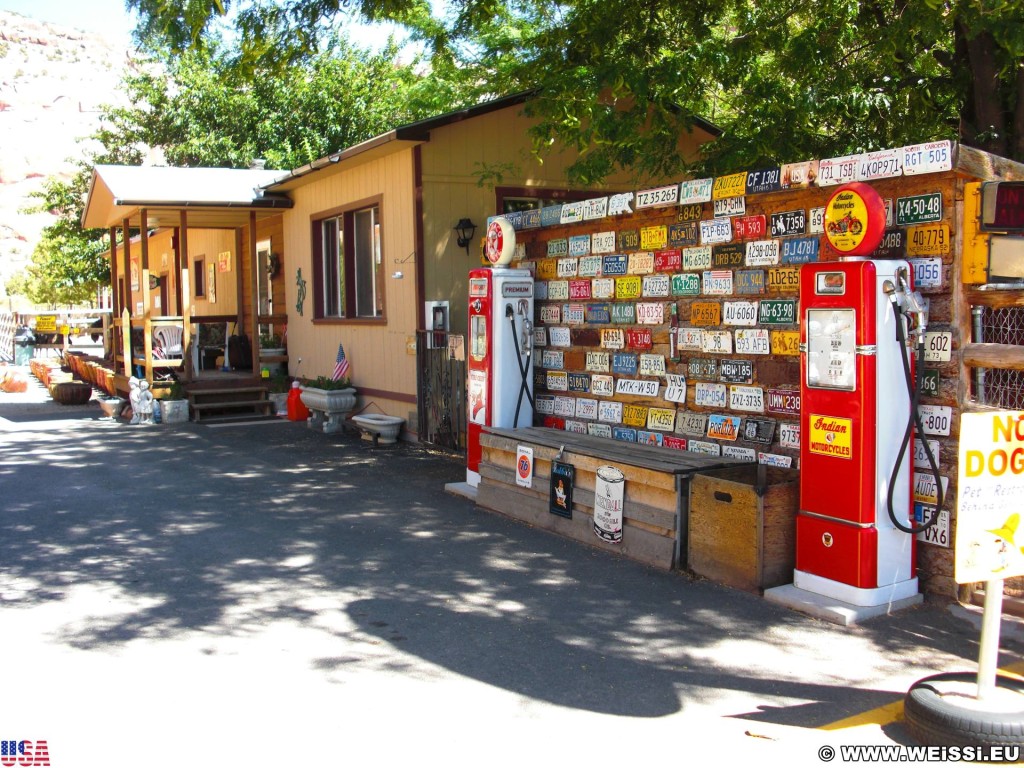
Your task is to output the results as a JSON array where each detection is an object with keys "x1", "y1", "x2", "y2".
[
  {"x1": 734, "y1": 328, "x2": 771, "y2": 355},
  {"x1": 677, "y1": 203, "x2": 704, "y2": 222},
  {"x1": 745, "y1": 167, "x2": 782, "y2": 195},
  {"x1": 758, "y1": 298, "x2": 797, "y2": 325},
  {"x1": 691, "y1": 301, "x2": 721, "y2": 326},
  {"x1": 534, "y1": 282, "x2": 548, "y2": 301},
  {"x1": 616, "y1": 276, "x2": 643, "y2": 299},
  {"x1": 921, "y1": 368, "x2": 940, "y2": 398},
  {"x1": 766, "y1": 387, "x2": 801, "y2": 416},
  {"x1": 563, "y1": 304, "x2": 586, "y2": 325},
  {"x1": 924, "y1": 331, "x2": 952, "y2": 362},
  {"x1": 858, "y1": 148, "x2": 903, "y2": 180},
  {"x1": 779, "y1": 422, "x2": 801, "y2": 450},
  {"x1": 547, "y1": 371, "x2": 568, "y2": 391},
  {"x1": 770, "y1": 210, "x2": 807, "y2": 238},
  {"x1": 817, "y1": 154, "x2": 859, "y2": 187},
  {"x1": 735, "y1": 269, "x2": 766, "y2": 295},
  {"x1": 564, "y1": 420, "x2": 587, "y2": 434},
  {"x1": 683, "y1": 245, "x2": 713, "y2": 271},
  {"x1": 534, "y1": 327, "x2": 547, "y2": 347},
  {"x1": 608, "y1": 192, "x2": 634, "y2": 216},
  {"x1": 598, "y1": 400, "x2": 623, "y2": 423},
  {"x1": 665, "y1": 374, "x2": 687, "y2": 403},
  {"x1": 902, "y1": 141, "x2": 952, "y2": 175},
  {"x1": 520, "y1": 209, "x2": 541, "y2": 229},
  {"x1": 601, "y1": 328, "x2": 625, "y2": 349},
  {"x1": 636, "y1": 184, "x2": 680, "y2": 209},
  {"x1": 809, "y1": 206, "x2": 825, "y2": 234},
  {"x1": 639, "y1": 354, "x2": 666, "y2": 377},
  {"x1": 668, "y1": 222, "x2": 700, "y2": 247},
  {"x1": 586, "y1": 351, "x2": 610, "y2": 372},
  {"x1": 676, "y1": 327, "x2": 703, "y2": 351},
  {"x1": 612, "y1": 352, "x2": 638, "y2": 375},
  {"x1": 583, "y1": 197, "x2": 609, "y2": 220},
  {"x1": 767, "y1": 266, "x2": 801, "y2": 291},
  {"x1": 723, "y1": 301, "x2": 758, "y2": 326},
  {"x1": 700, "y1": 217, "x2": 733, "y2": 245},
  {"x1": 741, "y1": 416, "x2": 776, "y2": 444},
  {"x1": 906, "y1": 224, "x2": 951, "y2": 256},
  {"x1": 781, "y1": 160, "x2": 819, "y2": 189},
  {"x1": 688, "y1": 357, "x2": 719, "y2": 380},
  {"x1": 707, "y1": 414, "x2": 742, "y2": 441},
  {"x1": 730, "y1": 385, "x2": 766, "y2": 413},
  {"x1": 575, "y1": 398, "x2": 598, "y2": 419},
  {"x1": 540, "y1": 305, "x2": 561, "y2": 324},
  {"x1": 647, "y1": 407, "x2": 677, "y2": 431},
  {"x1": 713, "y1": 196, "x2": 746, "y2": 218},
  {"x1": 914, "y1": 437, "x2": 941, "y2": 470},
  {"x1": 568, "y1": 235, "x2": 591, "y2": 257},
  {"x1": 672, "y1": 273, "x2": 701, "y2": 296},
  {"x1": 535, "y1": 395, "x2": 555, "y2": 414},
  {"x1": 640, "y1": 225, "x2": 668, "y2": 251},
  {"x1": 603, "y1": 254, "x2": 628, "y2": 276},
  {"x1": 628, "y1": 251, "x2": 655, "y2": 274},
  {"x1": 626, "y1": 328, "x2": 654, "y2": 349},
  {"x1": 560, "y1": 201, "x2": 585, "y2": 224},
  {"x1": 723, "y1": 445, "x2": 757, "y2": 462},
  {"x1": 679, "y1": 178, "x2": 714, "y2": 204},
  {"x1": 586, "y1": 303, "x2": 611, "y2": 324},
  {"x1": 689, "y1": 440, "x2": 722, "y2": 456},
  {"x1": 618, "y1": 229, "x2": 640, "y2": 252},
  {"x1": 896, "y1": 193, "x2": 943, "y2": 226},
  {"x1": 664, "y1": 435, "x2": 688, "y2": 451},
  {"x1": 611, "y1": 302, "x2": 635, "y2": 324},
  {"x1": 874, "y1": 229, "x2": 906, "y2": 258},
  {"x1": 910, "y1": 257, "x2": 943, "y2": 288},
  {"x1": 694, "y1": 382, "x2": 728, "y2": 408},
  {"x1": 616, "y1": 378, "x2": 661, "y2": 398},
  {"x1": 781, "y1": 236, "x2": 819, "y2": 263},
  {"x1": 613, "y1": 427, "x2": 637, "y2": 442},
  {"x1": 702, "y1": 270, "x2": 734, "y2": 295},
  {"x1": 712, "y1": 243, "x2": 745, "y2": 268},
  {"x1": 547, "y1": 238, "x2": 569, "y2": 257},
  {"x1": 591, "y1": 375, "x2": 615, "y2": 397},
  {"x1": 540, "y1": 205, "x2": 563, "y2": 227},
  {"x1": 569, "y1": 280, "x2": 592, "y2": 299},
  {"x1": 568, "y1": 373, "x2": 591, "y2": 393},
  {"x1": 758, "y1": 452, "x2": 793, "y2": 468},
  {"x1": 536, "y1": 258, "x2": 558, "y2": 280},
  {"x1": 552, "y1": 396, "x2": 575, "y2": 417},
  {"x1": 548, "y1": 280, "x2": 570, "y2": 301},
  {"x1": 770, "y1": 329, "x2": 801, "y2": 356},
  {"x1": 733, "y1": 215, "x2": 767, "y2": 240},
  {"x1": 541, "y1": 350, "x2": 563, "y2": 369},
  {"x1": 636, "y1": 430, "x2": 661, "y2": 446},
  {"x1": 636, "y1": 302, "x2": 666, "y2": 324},
  {"x1": 654, "y1": 248, "x2": 682, "y2": 272},
  {"x1": 592, "y1": 278, "x2": 615, "y2": 299},
  {"x1": 745, "y1": 239, "x2": 781, "y2": 266},
  {"x1": 719, "y1": 359, "x2": 753, "y2": 384},
  {"x1": 591, "y1": 232, "x2": 616, "y2": 255},
  {"x1": 700, "y1": 329, "x2": 733, "y2": 356},
  {"x1": 677, "y1": 411, "x2": 709, "y2": 436},
  {"x1": 712, "y1": 172, "x2": 747, "y2": 200}
]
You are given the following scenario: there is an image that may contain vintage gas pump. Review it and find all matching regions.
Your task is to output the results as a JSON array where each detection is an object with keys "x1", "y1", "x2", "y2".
[{"x1": 466, "y1": 218, "x2": 535, "y2": 487}]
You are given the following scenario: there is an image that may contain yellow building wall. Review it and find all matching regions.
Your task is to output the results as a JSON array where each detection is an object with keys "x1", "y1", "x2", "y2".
[
  {"x1": 282, "y1": 149, "x2": 419, "y2": 421},
  {"x1": 186, "y1": 229, "x2": 239, "y2": 318}
]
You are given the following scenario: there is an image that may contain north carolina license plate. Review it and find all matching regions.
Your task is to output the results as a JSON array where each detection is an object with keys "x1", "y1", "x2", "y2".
[{"x1": 730, "y1": 385, "x2": 765, "y2": 413}]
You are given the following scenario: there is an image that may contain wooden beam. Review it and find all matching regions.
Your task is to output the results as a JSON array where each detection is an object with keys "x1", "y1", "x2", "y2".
[
  {"x1": 966, "y1": 288, "x2": 1024, "y2": 309},
  {"x1": 122, "y1": 217, "x2": 133, "y2": 319},
  {"x1": 963, "y1": 342, "x2": 1024, "y2": 370},
  {"x1": 249, "y1": 211, "x2": 260, "y2": 373},
  {"x1": 140, "y1": 209, "x2": 153, "y2": 384},
  {"x1": 179, "y1": 211, "x2": 193, "y2": 382},
  {"x1": 109, "y1": 226, "x2": 120, "y2": 361}
]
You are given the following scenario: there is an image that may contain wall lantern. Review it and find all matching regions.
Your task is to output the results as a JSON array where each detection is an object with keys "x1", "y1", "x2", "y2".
[{"x1": 454, "y1": 218, "x2": 477, "y2": 253}]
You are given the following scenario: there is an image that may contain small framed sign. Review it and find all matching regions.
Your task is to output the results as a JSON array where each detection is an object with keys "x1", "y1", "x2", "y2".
[{"x1": 549, "y1": 461, "x2": 575, "y2": 519}]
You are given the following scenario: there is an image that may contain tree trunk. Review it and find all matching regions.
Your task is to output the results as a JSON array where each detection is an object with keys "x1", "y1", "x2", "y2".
[
  {"x1": 1014, "y1": 64, "x2": 1024, "y2": 162},
  {"x1": 961, "y1": 23, "x2": 1007, "y2": 156}
]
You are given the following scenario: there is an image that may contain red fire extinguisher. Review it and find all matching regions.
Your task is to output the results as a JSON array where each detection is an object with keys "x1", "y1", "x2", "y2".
[{"x1": 287, "y1": 381, "x2": 309, "y2": 422}]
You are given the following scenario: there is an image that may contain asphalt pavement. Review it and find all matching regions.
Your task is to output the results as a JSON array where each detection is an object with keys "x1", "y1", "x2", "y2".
[{"x1": 1, "y1": 371, "x2": 1022, "y2": 766}]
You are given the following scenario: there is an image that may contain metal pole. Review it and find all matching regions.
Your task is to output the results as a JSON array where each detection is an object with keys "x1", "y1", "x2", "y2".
[{"x1": 976, "y1": 578, "x2": 1004, "y2": 700}]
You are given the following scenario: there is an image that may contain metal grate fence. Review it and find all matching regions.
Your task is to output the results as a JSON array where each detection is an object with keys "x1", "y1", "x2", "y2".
[{"x1": 972, "y1": 306, "x2": 1024, "y2": 409}]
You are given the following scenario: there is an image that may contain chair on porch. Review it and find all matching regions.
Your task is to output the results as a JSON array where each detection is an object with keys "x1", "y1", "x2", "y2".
[{"x1": 153, "y1": 325, "x2": 184, "y2": 359}]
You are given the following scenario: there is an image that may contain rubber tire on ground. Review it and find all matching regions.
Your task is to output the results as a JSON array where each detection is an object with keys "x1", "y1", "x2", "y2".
[{"x1": 904, "y1": 672, "x2": 1024, "y2": 748}]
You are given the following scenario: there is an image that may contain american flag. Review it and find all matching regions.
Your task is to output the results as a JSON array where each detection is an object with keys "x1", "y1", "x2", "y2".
[{"x1": 332, "y1": 341, "x2": 350, "y2": 381}]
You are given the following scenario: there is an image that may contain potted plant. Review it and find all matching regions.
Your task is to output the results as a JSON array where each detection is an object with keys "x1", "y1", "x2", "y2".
[
  {"x1": 259, "y1": 332, "x2": 287, "y2": 376},
  {"x1": 299, "y1": 375, "x2": 357, "y2": 433},
  {"x1": 159, "y1": 380, "x2": 190, "y2": 424},
  {"x1": 266, "y1": 373, "x2": 292, "y2": 416}
]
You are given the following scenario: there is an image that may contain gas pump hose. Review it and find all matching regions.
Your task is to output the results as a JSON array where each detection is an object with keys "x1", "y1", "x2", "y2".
[
  {"x1": 886, "y1": 299, "x2": 943, "y2": 535},
  {"x1": 508, "y1": 311, "x2": 534, "y2": 428}
]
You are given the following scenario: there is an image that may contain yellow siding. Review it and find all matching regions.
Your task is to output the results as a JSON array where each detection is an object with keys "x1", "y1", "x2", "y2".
[
  {"x1": 186, "y1": 229, "x2": 238, "y2": 317},
  {"x1": 283, "y1": 148, "x2": 418, "y2": 420}
]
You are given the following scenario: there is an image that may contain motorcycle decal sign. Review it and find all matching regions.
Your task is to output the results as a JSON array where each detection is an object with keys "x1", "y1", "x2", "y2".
[{"x1": 823, "y1": 183, "x2": 886, "y2": 256}]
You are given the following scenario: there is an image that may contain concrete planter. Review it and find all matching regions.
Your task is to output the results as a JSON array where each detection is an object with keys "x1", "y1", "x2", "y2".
[
  {"x1": 300, "y1": 387, "x2": 357, "y2": 433},
  {"x1": 161, "y1": 399, "x2": 190, "y2": 424},
  {"x1": 268, "y1": 392, "x2": 288, "y2": 416},
  {"x1": 98, "y1": 396, "x2": 125, "y2": 419}
]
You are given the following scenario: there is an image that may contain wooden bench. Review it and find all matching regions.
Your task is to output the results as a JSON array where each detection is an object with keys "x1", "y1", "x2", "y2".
[{"x1": 477, "y1": 426, "x2": 744, "y2": 571}]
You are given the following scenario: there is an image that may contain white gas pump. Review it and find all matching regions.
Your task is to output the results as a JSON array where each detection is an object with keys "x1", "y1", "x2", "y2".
[{"x1": 465, "y1": 219, "x2": 535, "y2": 487}]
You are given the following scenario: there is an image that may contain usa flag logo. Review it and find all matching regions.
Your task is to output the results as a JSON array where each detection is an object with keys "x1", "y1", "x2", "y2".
[{"x1": 1, "y1": 740, "x2": 49, "y2": 766}]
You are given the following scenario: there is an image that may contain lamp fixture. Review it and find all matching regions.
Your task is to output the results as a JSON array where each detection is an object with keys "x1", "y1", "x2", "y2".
[
  {"x1": 454, "y1": 218, "x2": 477, "y2": 253},
  {"x1": 149, "y1": 274, "x2": 161, "y2": 289}
]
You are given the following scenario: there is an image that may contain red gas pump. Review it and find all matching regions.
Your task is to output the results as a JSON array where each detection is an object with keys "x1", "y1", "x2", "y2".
[
  {"x1": 465, "y1": 218, "x2": 535, "y2": 488},
  {"x1": 794, "y1": 259, "x2": 930, "y2": 608}
]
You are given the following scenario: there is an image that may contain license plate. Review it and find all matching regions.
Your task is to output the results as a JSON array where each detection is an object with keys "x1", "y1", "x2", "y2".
[
  {"x1": 591, "y1": 232, "x2": 616, "y2": 255},
  {"x1": 655, "y1": 249, "x2": 682, "y2": 272},
  {"x1": 672, "y1": 273, "x2": 701, "y2": 296},
  {"x1": 626, "y1": 328, "x2": 653, "y2": 349},
  {"x1": 540, "y1": 306, "x2": 561, "y2": 324},
  {"x1": 770, "y1": 330, "x2": 800, "y2": 356},
  {"x1": 577, "y1": 255, "x2": 603, "y2": 278},
  {"x1": 766, "y1": 388, "x2": 801, "y2": 416},
  {"x1": 541, "y1": 350, "x2": 563, "y2": 368},
  {"x1": 914, "y1": 438, "x2": 942, "y2": 470},
  {"x1": 915, "y1": 507, "x2": 950, "y2": 548},
  {"x1": 560, "y1": 201, "x2": 584, "y2": 224},
  {"x1": 676, "y1": 327, "x2": 703, "y2": 351},
  {"x1": 586, "y1": 351, "x2": 609, "y2": 372},
  {"x1": 921, "y1": 368, "x2": 940, "y2": 398},
  {"x1": 568, "y1": 373, "x2": 590, "y2": 392},
  {"x1": 617, "y1": 230, "x2": 640, "y2": 252},
  {"x1": 712, "y1": 172, "x2": 747, "y2": 199},
  {"x1": 569, "y1": 280, "x2": 592, "y2": 300},
  {"x1": 683, "y1": 245, "x2": 713, "y2": 271},
  {"x1": 768, "y1": 266, "x2": 800, "y2": 291},
  {"x1": 583, "y1": 198, "x2": 608, "y2": 220},
  {"x1": 591, "y1": 375, "x2": 614, "y2": 397},
  {"x1": 809, "y1": 206, "x2": 825, "y2": 234},
  {"x1": 779, "y1": 422, "x2": 800, "y2": 449},
  {"x1": 639, "y1": 354, "x2": 666, "y2": 376},
  {"x1": 665, "y1": 374, "x2": 687, "y2": 403},
  {"x1": 741, "y1": 416, "x2": 776, "y2": 443},
  {"x1": 817, "y1": 154, "x2": 859, "y2": 186},
  {"x1": 615, "y1": 276, "x2": 642, "y2": 299},
  {"x1": 694, "y1": 382, "x2": 728, "y2": 408},
  {"x1": 628, "y1": 252, "x2": 654, "y2": 274},
  {"x1": 913, "y1": 473, "x2": 949, "y2": 505},
  {"x1": 734, "y1": 328, "x2": 770, "y2": 355},
  {"x1": 557, "y1": 258, "x2": 578, "y2": 277},
  {"x1": 599, "y1": 400, "x2": 622, "y2": 422},
  {"x1": 616, "y1": 378, "x2": 661, "y2": 398},
  {"x1": 640, "y1": 226, "x2": 668, "y2": 250},
  {"x1": 896, "y1": 193, "x2": 943, "y2": 225},
  {"x1": 647, "y1": 407, "x2": 676, "y2": 431},
  {"x1": 702, "y1": 270, "x2": 734, "y2": 295},
  {"x1": 759, "y1": 299, "x2": 797, "y2": 325},
  {"x1": 701, "y1": 330, "x2": 733, "y2": 354},
  {"x1": 919, "y1": 405, "x2": 952, "y2": 436},
  {"x1": 700, "y1": 218, "x2": 733, "y2": 245},
  {"x1": 745, "y1": 167, "x2": 782, "y2": 194},
  {"x1": 719, "y1": 359, "x2": 753, "y2": 384},
  {"x1": 688, "y1": 357, "x2": 718, "y2": 380},
  {"x1": 858, "y1": 148, "x2": 903, "y2": 180},
  {"x1": 689, "y1": 440, "x2": 722, "y2": 456},
  {"x1": 910, "y1": 257, "x2": 943, "y2": 288},
  {"x1": 691, "y1": 302, "x2": 721, "y2": 326},
  {"x1": 546, "y1": 371, "x2": 568, "y2": 391},
  {"x1": 733, "y1": 215, "x2": 767, "y2": 240},
  {"x1": 730, "y1": 385, "x2": 765, "y2": 413},
  {"x1": 781, "y1": 237, "x2": 819, "y2": 263},
  {"x1": 676, "y1": 203, "x2": 704, "y2": 223},
  {"x1": 547, "y1": 238, "x2": 568, "y2": 257},
  {"x1": 874, "y1": 229, "x2": 906, "y2": 258},
  {"x1": 924, "y1": 331, "x2": 952, "y2": 362},
  {"x1": 734, "y1": 269, "x2": 766, "y2": 295},
  {"x1": 713, "y1": 244, "x2": 745, "y2": 268},
  {"x1": 613, "y1": 427, "x2": 636, "y2": 442},
  {"x1": 713, "y1": 196, "x2": 746, "y2": 217},
  {"x1": 642, "y1": 276, "x2": 670, "y2": 298},
  {"x1": 548, "y1": 281, "x2": 569, "y2": 300},
  {"x1": 907, "y1": 224, "x2": 950, "y2": 256},
  {"x1": 707, "y1": 414, "x2": 742, "y2": 441},
  {"x1": 622, "y1": 404, "x2": 649, "y2": 427},
  {"x1": 588, "y1": 423, "x2": 613, "y2": 438},
  {"x1": 601, "y1": 329, "x2": 624, "y2": 349},
  {"x1": 592, "y1": 278, "x2": 615, "y2": 298},
  {"x1": 723, "y1": 445, "x2": 757, "y2": 462},
  {"x1": 723, "y1": 301, "x2": 758, "y2": 326},
  {"x1": 746, "y1": 239, "x2": 781, "y2": 266},
  {"x1": 758, "y1": 452, "x2": 793, "y2": 468},
  {"x1": 636, "y1": 303, "x2": 664, "y2": 324},
  {"x1": 636, "y1": 184, "x2": 679, "y2": 209},
  {"x1": 679, "y1": 178, "x2": 713, "y2": 204},
  {"x1": 770, "y1": 210, "x2": 807, "y2": 237},
  {"x1": 668, "y1": 222, "x2": 700, "y2": 247},
  {"x1": 553, "y1": 396, "x2": 575, "y2": 416},
  {"x1": 563, "y1": 304, "x2": 585, "y2": 325},
  {"x1": 902, "y1": 141, "x2": 952, "y2": 175},
  {"x1": 678, "y1": 411, "x2": 709, "y2": 436},
  {"x1": 568, "y1": 234, "x2": 591, "y2": 257}
]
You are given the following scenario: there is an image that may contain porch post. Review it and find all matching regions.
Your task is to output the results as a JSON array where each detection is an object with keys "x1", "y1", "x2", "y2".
[
  {"x1": 109, "y1": 226, "x2": 120, "y2": 361},
  {"x1": 122, "y1": 217, "x2": 132, "y2": 377},
  {"x1": 140, "y1": 208, "x2": 153, "y2": 383},
  {"x1": 249, "y1": 211, "x2": 260, "y2": 373},
  {"x1": 179, "y1": 210, "x2": 193, "y2": 381}
]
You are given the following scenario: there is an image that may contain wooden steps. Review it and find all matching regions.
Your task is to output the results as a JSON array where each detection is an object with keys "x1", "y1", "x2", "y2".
[{"x1": 188, "y1": 386, "x2": 275, "y2": 423}]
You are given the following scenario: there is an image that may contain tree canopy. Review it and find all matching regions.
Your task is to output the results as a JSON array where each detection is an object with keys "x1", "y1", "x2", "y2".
[{"x1": 126, "y1": 0, "x2": 1024, "y2": 183}]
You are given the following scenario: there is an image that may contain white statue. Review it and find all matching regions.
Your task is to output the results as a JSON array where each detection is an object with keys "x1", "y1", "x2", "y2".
[
  {"x1": 137, "y1": 380, "x2": 155, "y2": 425},
  {"x1": 128, "y1": 377, "x2": 142, "y2": 424}
]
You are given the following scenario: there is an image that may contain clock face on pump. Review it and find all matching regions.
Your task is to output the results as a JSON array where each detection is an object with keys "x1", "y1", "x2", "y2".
[{"x1": 485, "y1": 218, "x2": 516, "y2": 265}]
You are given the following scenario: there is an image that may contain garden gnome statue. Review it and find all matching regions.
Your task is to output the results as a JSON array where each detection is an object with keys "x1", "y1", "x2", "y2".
[
  {"x1": 137, "y1": 380, "x2": 155, "y2": 425},
  {"x1": 128, "y1": 377, "x2": 142, "y2": 424}
]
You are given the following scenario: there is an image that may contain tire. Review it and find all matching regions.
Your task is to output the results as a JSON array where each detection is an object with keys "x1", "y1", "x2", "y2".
[{"x1": 904, "y1": 672, "x2": 1024, "y2": 748}]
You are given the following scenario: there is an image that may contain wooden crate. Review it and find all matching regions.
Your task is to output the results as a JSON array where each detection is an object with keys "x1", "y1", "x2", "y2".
[{"x1": 688, "y1": 465, "x2": 799, "y2": 592}]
